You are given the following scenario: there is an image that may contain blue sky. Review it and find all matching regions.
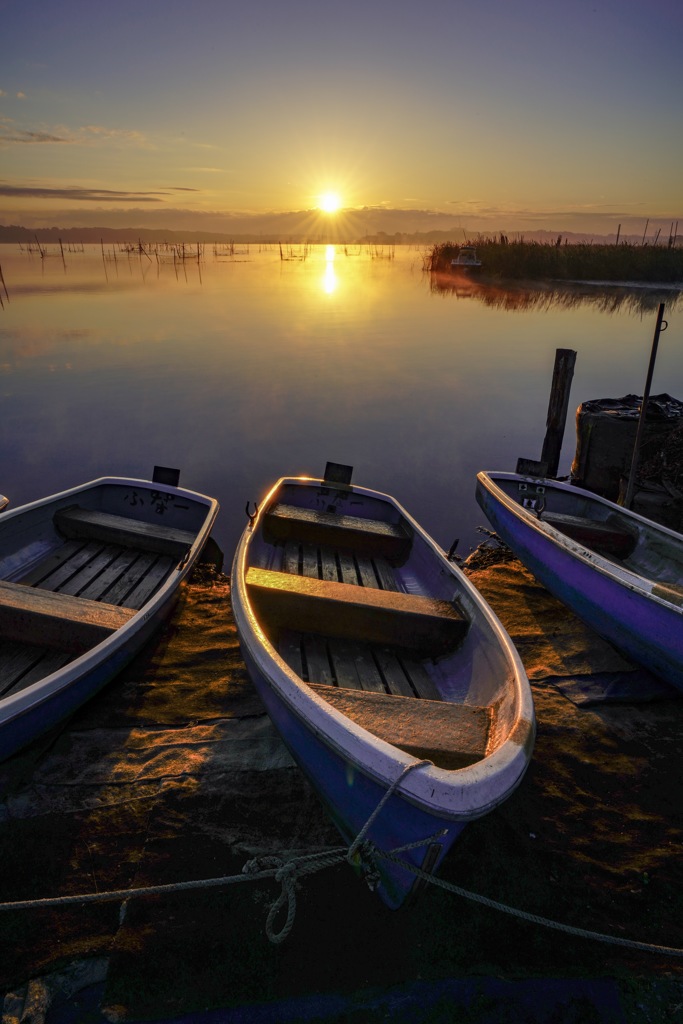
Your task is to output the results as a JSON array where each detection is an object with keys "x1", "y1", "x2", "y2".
[{"x1": 1, "y1": 0, "x2": 681, "y2": 235}]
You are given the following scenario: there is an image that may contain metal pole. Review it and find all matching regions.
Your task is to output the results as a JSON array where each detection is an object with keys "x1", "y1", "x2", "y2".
[{"x1": 622, "y1": 303, "x2": 668, "y2": 509}]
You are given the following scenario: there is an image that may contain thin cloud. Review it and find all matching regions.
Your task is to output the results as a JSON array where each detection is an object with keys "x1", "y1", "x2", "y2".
[{"x1": 0, "y1": 185, "x2": 168, "y2": 203}]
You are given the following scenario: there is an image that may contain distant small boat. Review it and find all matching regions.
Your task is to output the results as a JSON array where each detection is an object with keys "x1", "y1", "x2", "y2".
[
  {"x1": 231, "y1": 464, "x2": 535, "y2": 908},
  {"x1": 450, "y1": 246, "x2": 482, "y2": 271},
  {"x1": 476, "y1": 471, "x2": 683, "y2": 692},
  {"x1": 0, "y1": 472, "x2": 219, "y2": 761}
]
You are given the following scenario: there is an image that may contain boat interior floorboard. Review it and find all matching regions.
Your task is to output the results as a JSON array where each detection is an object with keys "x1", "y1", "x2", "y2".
[
  {"x1": 279, "y1": 630, "x2": 441, "y2": 700},
  {"x1": 0, "y1": 536, "x2": 177, "y2": 701}
]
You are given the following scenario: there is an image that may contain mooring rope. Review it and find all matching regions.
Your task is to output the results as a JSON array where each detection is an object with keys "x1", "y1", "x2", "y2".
[{"x1": 0, "y1": 758, "x2": 681, "y2": 958}]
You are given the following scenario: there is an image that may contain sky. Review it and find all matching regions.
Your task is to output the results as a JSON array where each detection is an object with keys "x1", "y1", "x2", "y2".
[{"x1": 1, "y1": 0, "x2": 682, "y2": 238}]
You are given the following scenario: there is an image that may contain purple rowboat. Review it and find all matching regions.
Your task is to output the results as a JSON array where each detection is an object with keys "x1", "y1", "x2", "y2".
[
  {"x1": 476, "y1": 471, "x2": 683, "y2": 693},
  {"x1": 231, "y1": 464, "x2": 535, "y2": 909}
]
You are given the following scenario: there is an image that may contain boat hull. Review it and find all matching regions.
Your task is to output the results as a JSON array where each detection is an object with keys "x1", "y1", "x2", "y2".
[
  {"x1": 232, "y1": 474, "x2": 535, "y2": 908},
  {"x1": 476, "y1": 471, "x2": 683, "y2": 692}
]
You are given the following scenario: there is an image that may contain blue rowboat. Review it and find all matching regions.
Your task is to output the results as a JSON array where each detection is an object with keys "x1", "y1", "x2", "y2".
[
  {"x1": 476, "y1": 470, "x2": 683, "y2": 693},
  {"x1": 0, "y1": 473, "x2": 219, "y2": 761},
  {"x1": 231, "y1": 466, "x2": 535, "y2": 909}
]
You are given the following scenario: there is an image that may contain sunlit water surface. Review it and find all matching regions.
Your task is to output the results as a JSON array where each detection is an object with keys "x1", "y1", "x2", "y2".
[{"x1": 1, "y1": 243, "x2": 681, "y2": 562}]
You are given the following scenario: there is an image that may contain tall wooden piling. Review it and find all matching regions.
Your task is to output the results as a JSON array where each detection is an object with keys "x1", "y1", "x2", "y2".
[
  {"x1": 540, "y1": 348, "x2": 577, "y2": 478},
  {"x1": 622, "y1": 303, "x2": 668, "y2": 509}
]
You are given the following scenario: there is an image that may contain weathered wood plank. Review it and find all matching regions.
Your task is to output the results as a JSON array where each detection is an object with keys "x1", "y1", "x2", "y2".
[
  {"x1": 308, "y1": 684, "x2": 491, "y2": 769},
  {"x1": 3, "y1": 648, "x2": 72, "y2": 697},
  {"x1": 301, "y1": 543, "x2": 319, "y2": 579},
  {"x1": 337, "y1": 551, "x2": 357, "y2": 586},
  {"x1": 123, "y1": 555, "x2": 174, "y2": 609},
  {"x1": 56, "y1": 546, "x2": 126, "y2": 598},
  {"x1": 327, "y1": 638, "x2": 364, "y2": 690},
  {"x1": 0, "y1": 580, "x2": 135, "y2": 653},
  {"x1": 302, "y1": 634, "x2": 334, "y2": 686},
  {"x1": 373, "y1": 647, "x2": 416, "y2": 697},
  {"x1": 355, "y1": 554, "x2": 378, "y2": 589},
  {"x1": 399, "y1": 654, "x2": 442, "y2": 701},
  {"x1": 0, "y1": 641, "x2": 48, "y2": 697},
  {"x1": 373, "y1": 557, "x2": 399, "y2": 592},
  {"x1": 283, "y1": 541, "x2": 300, "y2": 575},
  {"x1": 319, "y1": 546, "x2": 339, "y2": 582},
  {"x1": 18, "y1": 540, "x2": 89, "y2": 588},
  {"x1": 278, "y1": 631, "x2": 304, "y2": 677},
  {"x1": 20, "y1": 541, "x2": 103, "y2": 592},
  {"x1": 76, "y1": 549, "x2": 141, "y2": 602},
  {"x1": 246, "y1": 568, "x2": 468, "y2": 656},
  {"x1": 263, "y1": 503, "x2": 412, "y2": 562},
  {"x1": 55, "y1": 506, "x2": 194, "y2": 558}
]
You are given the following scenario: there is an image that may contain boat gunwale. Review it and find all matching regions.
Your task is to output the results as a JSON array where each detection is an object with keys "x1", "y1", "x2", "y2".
[
  {"x1": 0, "y1": 476, "x2": 219, "y2": 724},
  {"x1": 477, "y1": 470, "x2": 683, "y2": 610},
  {"x1": 232, "y1": 476, "x2": 535, "y2": 822}
]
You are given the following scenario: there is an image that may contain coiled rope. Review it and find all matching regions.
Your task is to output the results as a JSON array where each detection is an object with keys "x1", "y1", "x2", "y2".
[{"x1": 0, "y1": 758, "x2": 681, "y2": 956}]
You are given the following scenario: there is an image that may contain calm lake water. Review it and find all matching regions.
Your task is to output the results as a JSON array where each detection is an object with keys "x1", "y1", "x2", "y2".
[{"x1": 1, "y1": 243, "x2": 681, "y2": 563}]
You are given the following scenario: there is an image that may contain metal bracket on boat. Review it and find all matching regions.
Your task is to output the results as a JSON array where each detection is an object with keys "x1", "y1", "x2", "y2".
[
  {"x1": 447, "y1": 538, "x2": 459, "y2": 561},
  {"x1": 245, "y1": 501, "x2": 259, "y2": 527}
]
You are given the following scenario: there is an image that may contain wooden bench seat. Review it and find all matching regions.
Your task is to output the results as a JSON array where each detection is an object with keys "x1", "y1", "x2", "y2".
[
  {"x1": 264, "y1": 503, "x2": 412, "y2": 563},
  {"x1": 247, "y1": 567, "x2": 468, "y2": 657},
  {"x1": 540, "y1": 511, "x2": 637, "y2": 558},
  {"x1": 309, "y1": 683, "x2": 491, "y2": 769},
  {"x1": 55, "y1": 506, "x2": 195, "y2": 559},
  {"x1": 0, "y1": 579, "x2": 135, "y2": 653}
]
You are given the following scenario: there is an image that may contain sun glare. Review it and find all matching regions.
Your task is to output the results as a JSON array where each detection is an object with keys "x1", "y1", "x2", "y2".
[{"x1": 319, "y1": 192, "x2": 341, "y2": 213}]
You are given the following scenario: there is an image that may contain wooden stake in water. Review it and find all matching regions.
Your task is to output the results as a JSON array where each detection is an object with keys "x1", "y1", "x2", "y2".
[{"x1": 622, "y1": 303, "x2": 668, "y2": 509}]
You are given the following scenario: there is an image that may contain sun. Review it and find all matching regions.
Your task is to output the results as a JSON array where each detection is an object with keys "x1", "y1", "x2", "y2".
[{"x1": 318, "y1": 191, "x2": 342, "y2": 213}]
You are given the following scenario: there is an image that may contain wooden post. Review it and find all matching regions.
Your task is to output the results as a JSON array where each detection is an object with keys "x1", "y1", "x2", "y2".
[
  {"x1": 622, "y1": 304, "x2": 668, "y2": 509},
  {"x1": 540, "y1": 348, "x2": 577, "y2": 478}
]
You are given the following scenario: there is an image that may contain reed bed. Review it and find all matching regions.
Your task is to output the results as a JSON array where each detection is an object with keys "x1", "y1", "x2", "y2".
[{"x1": 429, "y1": 237, "x2": 683, "y2": 283}]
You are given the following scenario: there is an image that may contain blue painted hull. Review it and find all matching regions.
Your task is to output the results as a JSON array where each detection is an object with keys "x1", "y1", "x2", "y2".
[
  {"x1": 240, "y1": 642, "x2": 465, "y2": 908},
  {"x1": 476, "y1": 472, "x2": 683, "y2": 693}
]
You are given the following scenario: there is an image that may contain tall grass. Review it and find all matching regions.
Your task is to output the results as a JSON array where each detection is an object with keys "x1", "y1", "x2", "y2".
[{"x1": 428, "y1": 237, "x2": 683, "y2": 283}]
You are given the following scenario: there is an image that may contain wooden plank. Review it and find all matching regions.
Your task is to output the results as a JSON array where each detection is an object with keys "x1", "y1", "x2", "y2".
[
  {"x1": 18, "y1": 540, "x2": 89, "y2": 588},
  {"x1": 56, "y1": 546, "x2": 125, "y2": 598},
  {"x1": 278, "y1": 632, "x2": 304, "y2": 677},
  {"x1": 0, "y1": 579, "x2": 135, "y2": 653},
  {"x1": 246, "y1": 567, "x2": 468, "y2": 657},
  {"x1": 100, "y1": 551, "x2": 157, "y2": 607},
  {"x1": 0, "y1": 641, "x2": 48, "y2": 697},
  {"x1": 283, "y1": 541, "x2": 300, "y2": 575},
  {"x1": 3, "y1": 649, "x2": 72, "y2": 697},
  {"x1": 337, "y1": 550, "x2": 358, "y2": 585},
  {"x1": 301, "y1": 543, "x2": 320, "y2": 579},
  {"x1": 263, "y1": 503, "x2": 412, "y2": 563},
  {"x1": 308, "y1": 684, "x2": 492, "y2": 770},
  {"x1": 319, "y1": 546, "x2": 339, "y2": 583},
  {"x1": 327, "y1": 638, "x2": 364, "y2": 690},
  {"x1": 123, "y1": 555, "x2": 174, "y2": 609},
  {"x1": 55, "y1": 506, "x2": 194, "y2": 558},
  {"x1": 373, "y1": 557, "x2": 399, "y2": 592},
  {"x1": 76, "y1": 548, "x2": 141, "y2": 601},
  {"x1": 327, "y1": 638, "x2": 388, "y2": 692},
  {"x1": 399, "y1": 654, "x2": 442, "y2": 701},
  {"x1": 19, "y1": 541, "x2": 103, "y2": 592},
  {"x1": 355, "y1": 554, "x2": 379, "y2": 589},
  {"x1": 373, "y1": 647, "x2": 416, "y2": 697},
  {"x1": 302, "y1": 634, "x2": 334, "y2": 686},
  {"x1": 541, "y1": 511, "x2": 637, "y2": 557}
]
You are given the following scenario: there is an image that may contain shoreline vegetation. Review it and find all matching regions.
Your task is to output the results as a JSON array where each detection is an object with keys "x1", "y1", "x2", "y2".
[{"x1": 429, "y1": 236, "x2": 683, "y2": 283}]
